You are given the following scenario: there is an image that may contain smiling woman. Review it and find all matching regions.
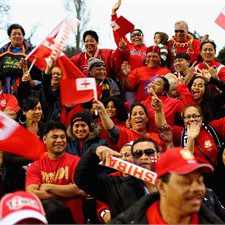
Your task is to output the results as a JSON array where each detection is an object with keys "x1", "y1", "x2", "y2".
[{"x1": 66, "y1": 110, "x2": 107, "y2": 157}]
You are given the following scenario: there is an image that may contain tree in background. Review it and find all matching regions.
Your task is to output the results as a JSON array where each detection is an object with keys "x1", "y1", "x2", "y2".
[
  {"x1": 217, "y1": 46, "x2": 225, "y2": 65},
  {"x1": 64, "y1": 0, "x2": 90, "y2": 52},
  {"x1": 0, "y1": 0, "x2": 10, "y2": 29}
]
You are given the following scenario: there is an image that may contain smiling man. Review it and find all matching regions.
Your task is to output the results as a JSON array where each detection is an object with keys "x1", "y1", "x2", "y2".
[
  {"x1": 25, "y1": 121, "x2": 86, "y2": 224},
  {"x1": 112, "y1": 147, "x2": 225, "y2": 224},
  {"x1": 168, "y1": 20, "x2": 201, "y2": 66}
]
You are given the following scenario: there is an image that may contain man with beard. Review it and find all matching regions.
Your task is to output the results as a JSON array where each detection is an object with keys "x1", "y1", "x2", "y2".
[{"x1": 26, "y1": 121, "x2": 86, "y2": 224}]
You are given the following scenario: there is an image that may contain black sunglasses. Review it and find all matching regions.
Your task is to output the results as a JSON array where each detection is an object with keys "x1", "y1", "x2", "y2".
[
  {"x1": 132, "y1": 148, "x2": 156, "y2": 158},
  {"x1": 131, "y1": 32, "x2": 143, "y2": 38},
  {"x1": 175, "y1": 30, "x2": 185, "y2": 33}
]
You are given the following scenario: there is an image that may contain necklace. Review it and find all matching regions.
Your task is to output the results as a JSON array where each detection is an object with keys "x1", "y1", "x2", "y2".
[{"x1": 171, "y1": 34, "x2": 194, "y2": 56}]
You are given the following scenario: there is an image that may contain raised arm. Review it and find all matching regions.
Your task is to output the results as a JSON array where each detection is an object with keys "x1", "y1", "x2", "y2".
[
  {"x1": 112, "y1": 0, "x2": 122, "y2": 16},
  {"x1": 93, "y1": 99, "x2": 114, "y2": 130},
  {"x1": 151, "y1": 89, "x2": 168, "y2": 129},
  {"x1": 75, "y1": 145, "x2": 121, "y2": 202}
]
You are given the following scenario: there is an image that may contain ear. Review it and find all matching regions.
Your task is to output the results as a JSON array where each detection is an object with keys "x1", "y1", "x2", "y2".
[
  {"x1": 43, "y1": 135, "x2": 47, "y2": 144},
  {"x1": 156, "y1": 179, "x2": 167, "y2": 197}
]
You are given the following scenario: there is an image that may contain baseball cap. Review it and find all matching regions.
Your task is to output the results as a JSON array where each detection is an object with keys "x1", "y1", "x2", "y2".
[
  {"x1": 156, "y1": 147, "x2": 214, "y2": 178},
  {"x1": 0, "y1": 191, "x2": 47, "y2": 225}
]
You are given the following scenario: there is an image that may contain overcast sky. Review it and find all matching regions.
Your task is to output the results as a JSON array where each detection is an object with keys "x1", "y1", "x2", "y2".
[{"x1": 0, "y1": 0, "x2": 224, "y2": 53}]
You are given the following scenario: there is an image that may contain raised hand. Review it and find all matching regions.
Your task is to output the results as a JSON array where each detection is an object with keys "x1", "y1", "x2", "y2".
[
  {"x1": 151, "y1": 89, "x2": 162, "y2": 112},
  {"x1": 119, "y1": 37, "x2": 127, "y2": 50},
  {"x1": 121, "y1": 61, "x2": 131, "y2": 76},
  {"x1": 112, "y1": 0, "x2": 122, "y2": 15},
  {"x1": 92, "y1": 99, "x2": 106, "y2": 114},
  {"x1": 22, "y1": 71, "x2": 31, "y2": 82},
  {"x1": 204, "y1": 62, "x2": 217, "y2": 78},
  {"x1": 186, "y1": 121, "x2": 201, "y2": 140},
  {"x1": 183, "y1": 61, "x2": 197, "y2": 84},
  {"x1": 96, "y1": 145, "x2": 121, "y2": 163}
]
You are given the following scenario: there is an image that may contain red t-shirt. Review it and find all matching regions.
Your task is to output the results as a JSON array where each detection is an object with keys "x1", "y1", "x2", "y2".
[
  {"x1": 26, "y1": 152, "x2": 79, "y2": 186},
  {"x1": 146, "y1": 201, "x2": 199, "y2": 224},
  {"x1": 26, "y1": 152, "x2": 84, "y2": 224}
]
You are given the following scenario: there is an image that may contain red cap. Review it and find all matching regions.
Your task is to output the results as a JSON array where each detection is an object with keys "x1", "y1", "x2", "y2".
[
  {"x1": 156, "y1": 147, "x2": 213, "y2": 178},
  {"x1": 146, "y1": 45, "x2": 160, "y2": 55},
  {"x1": 0, "y1": 191, "x2": 47, "y2": 224}
]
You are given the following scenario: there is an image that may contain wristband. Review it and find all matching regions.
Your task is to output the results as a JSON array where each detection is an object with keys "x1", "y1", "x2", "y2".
[{"x1": 100, "y1": 209, "x2": 110, "y2": 219}]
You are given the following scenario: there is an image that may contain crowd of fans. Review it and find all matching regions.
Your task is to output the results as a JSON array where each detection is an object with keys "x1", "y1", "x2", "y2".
[{"x1": 0, "y1": 0, "x2": 224, "y2": 224}]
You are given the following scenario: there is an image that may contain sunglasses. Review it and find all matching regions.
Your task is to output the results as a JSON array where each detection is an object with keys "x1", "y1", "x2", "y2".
[
  {"x1": 131, "y1": 32, "x2": 143, "y2": 38},
  {"x1": 132, "y1": 148, "x2": 156, "y2": 158},
  {"x1": 175, "y1": 30, "x2": 185, "y2": 33}
]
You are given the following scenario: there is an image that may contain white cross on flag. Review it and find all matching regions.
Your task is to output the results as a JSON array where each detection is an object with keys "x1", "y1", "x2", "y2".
[
  {"x1": 26, "y1": 18, "x2": 80, "y2": 72},
  {"x1": 60, "y1": 77, "x2": 97, "y2": 106},
  {"x1": 215, "y1": 8, "x2": 225, "y2": 30},
  {"x1": 76, "y1": 78, "x2": 96, "y2": 91}
]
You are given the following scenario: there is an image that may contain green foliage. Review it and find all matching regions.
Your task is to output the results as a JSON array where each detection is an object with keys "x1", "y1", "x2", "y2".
[{"x1": 64, "y1": 45, "x2": 81, "y2": 57}]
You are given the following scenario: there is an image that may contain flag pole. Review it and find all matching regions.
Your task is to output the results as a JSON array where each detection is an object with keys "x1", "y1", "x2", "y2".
[
  {"x1": 27, "y1": 58, "x2": 36, "y2": 73},
  {"x1": 93, "y1": 79, "x2": 98, "y2": 116}
]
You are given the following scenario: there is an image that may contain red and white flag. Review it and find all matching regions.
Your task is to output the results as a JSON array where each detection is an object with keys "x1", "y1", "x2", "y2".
[
  {"x1": 56, "y1": 54, "x2": 85, "y2": 80},
  {"x1": 215, "y1": 8, "x2": 225, "y2": 30},
  {"x1": 60, "y1": 77, "x2": 97, "y2": 106},
  {"x1": 102, "y1": 155, "x2": 157, "y2": 184},
  {"x1": 26, "y1": 18, "x2": 80, "y2": 72},
  {"x1": 0, "y1": 112, "x2": 45, "y2": 160},
  {"x1": 112, "y1": 16, "x2": 134, "y2": 46}
]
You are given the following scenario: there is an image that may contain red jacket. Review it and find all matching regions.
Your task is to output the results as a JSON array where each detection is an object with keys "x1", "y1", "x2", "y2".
[
  {"x1": 70, "y1": 49, "x2": 116, "y2": 77},
  {"x1": 196, "y1": 60, "x2": 225, "y2": 81},
  {"x1": 172, "y1": 117, "x2": 225, "y2": 166}
]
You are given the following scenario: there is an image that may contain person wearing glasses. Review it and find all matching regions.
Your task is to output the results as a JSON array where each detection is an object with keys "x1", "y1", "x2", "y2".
[
  {"x1": 167, "y1": 20, "x2": 201, "y2": 67},
  {"x1": 75, "y1": 138, "x2": 160, "y2": 221},
  {"x1": 154, "y1": 99, "x2": 225, "y2": 168},
  {"x1": 111, "y1": 0, "x2": 147, "y2": 71}
]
